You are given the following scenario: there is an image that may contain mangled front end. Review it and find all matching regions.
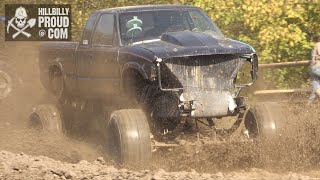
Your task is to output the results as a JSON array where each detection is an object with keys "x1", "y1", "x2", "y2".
[{"x1": 154, "y1": 53, "x2": 258, "y2": 118}]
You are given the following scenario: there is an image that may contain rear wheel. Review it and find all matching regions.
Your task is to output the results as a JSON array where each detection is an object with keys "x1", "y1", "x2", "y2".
[
  {"x1": 107, "y1": 109, "x2": 151, "y2": 165},
  {"x1": 29, "y1": 104, "x2": 64, "y2": 134}
]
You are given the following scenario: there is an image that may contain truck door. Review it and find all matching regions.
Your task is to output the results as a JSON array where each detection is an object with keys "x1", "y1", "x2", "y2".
[
  {"x1": 75, "y1": 13, "x2": 97, "y2": 95},
  {"x1": 76, "y1": 13, "x2": 120, "y2": 97}
]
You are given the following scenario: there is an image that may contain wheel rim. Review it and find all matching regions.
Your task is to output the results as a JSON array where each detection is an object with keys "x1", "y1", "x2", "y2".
[{"x1": 0, "y1": 70, "x2": 13, "y2": 99}]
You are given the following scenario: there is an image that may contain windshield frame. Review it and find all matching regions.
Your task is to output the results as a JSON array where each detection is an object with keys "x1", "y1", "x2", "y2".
[{"x1": 117, "y1": 8, "x2": 225, "y2": 46}]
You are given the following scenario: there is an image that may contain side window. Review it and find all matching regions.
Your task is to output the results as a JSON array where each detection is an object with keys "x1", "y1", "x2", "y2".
[
  {"x1": 82, "y1": 13, "x2": 98, "y2": 45},
  {"x1": 188, "y1": 11, "x2": 211, "y2": 31},
  {"x1": 92, "y1": 14, "x2": 114, "y2": 46}
]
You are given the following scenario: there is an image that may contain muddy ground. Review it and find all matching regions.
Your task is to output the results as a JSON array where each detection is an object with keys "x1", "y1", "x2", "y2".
[{"x1": 1, "y1": 42, "x2": 320, "y2": 179}]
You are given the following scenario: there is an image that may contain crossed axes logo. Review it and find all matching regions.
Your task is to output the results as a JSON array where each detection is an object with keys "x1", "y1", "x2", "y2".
[{"x1": 7, "y1": 6, "x2": 36, "y2": 39}]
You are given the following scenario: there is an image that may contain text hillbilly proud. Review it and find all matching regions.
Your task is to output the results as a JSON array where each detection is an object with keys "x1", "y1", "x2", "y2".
[{"x1": 38, "y1": 7, "x2": 70, "y2": 39}]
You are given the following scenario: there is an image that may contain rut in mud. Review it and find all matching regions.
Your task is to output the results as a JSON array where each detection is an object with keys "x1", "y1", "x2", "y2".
[{"x1": 1, "y1": 42, "x2": 320, "y2": 179}]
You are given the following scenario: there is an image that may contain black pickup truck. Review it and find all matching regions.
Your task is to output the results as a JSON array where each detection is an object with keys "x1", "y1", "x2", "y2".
[{"x1": 33, "y1": 5, "x2": 284, "y2": 165}]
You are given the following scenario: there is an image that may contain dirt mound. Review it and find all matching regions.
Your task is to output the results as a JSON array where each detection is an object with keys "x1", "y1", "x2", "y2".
[
  {"x1": 0, "y1": 127, "x2": 106, "y2": 164},
  {"x1": 0, "y1": 150, "x2": 319, "y2": 180}
]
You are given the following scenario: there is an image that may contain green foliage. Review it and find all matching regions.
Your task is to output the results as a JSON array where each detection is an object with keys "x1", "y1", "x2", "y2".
[{"x1": 193, "y1": 0, "x2": 320, "y2": 89}]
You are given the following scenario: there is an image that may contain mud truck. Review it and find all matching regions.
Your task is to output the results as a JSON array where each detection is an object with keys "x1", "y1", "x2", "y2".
[{"x1": 30, "y1": 5, "x2": 285, "y2": 164}]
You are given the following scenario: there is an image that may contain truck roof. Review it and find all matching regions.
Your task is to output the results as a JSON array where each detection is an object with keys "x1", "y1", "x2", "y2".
[{"x1": 94, "y1": 5, "x2": 199, "y2": 14}]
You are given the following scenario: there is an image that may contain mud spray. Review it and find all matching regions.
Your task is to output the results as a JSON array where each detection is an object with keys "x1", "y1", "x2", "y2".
[{"x1": 1, "y1": 41, "x2": 320, "y2": 179}]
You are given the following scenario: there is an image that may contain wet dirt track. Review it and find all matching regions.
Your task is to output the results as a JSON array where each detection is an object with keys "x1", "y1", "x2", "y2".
[
  {"x1": 1, "y1": 43, "x2": 320, "y2": 179},
  {"x1": 1, "y1": 150, "x2": 319, "y2": 180}
]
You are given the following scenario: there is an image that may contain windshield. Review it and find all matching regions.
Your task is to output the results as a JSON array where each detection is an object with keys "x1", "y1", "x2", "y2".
[{"x1": 119, "y1": 9, "x2": 225, "y2": 45}]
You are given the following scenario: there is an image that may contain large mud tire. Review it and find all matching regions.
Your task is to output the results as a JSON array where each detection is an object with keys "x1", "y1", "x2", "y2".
[
  {"x1": 107, "y1": 109, "x2": 151, "y2": 165},
  {"x1": 244, "y1": 102, "x2": 286, "y2": 141},
  {"x1": 0, "y1": 61, "x2": 18, "y2": 100},
  {"x1": 29, "y1": 104, "x2": 64, "y2": 134},
  {"x1": 244, "y1": 102, "x2": 288, "y2": 166}
]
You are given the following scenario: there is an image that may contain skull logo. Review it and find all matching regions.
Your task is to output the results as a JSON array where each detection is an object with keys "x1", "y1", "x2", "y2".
[
  {"x1": 14, "y1": 7, "x2": 27, "y2": 28},
  {"x1": 7, "y1": 6, "x2": 36, "y2": 39}
]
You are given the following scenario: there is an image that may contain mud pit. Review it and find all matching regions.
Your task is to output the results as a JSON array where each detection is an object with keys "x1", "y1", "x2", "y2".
[{"x1": 1, "y1": 42, "x2": 320, "y2": 179}]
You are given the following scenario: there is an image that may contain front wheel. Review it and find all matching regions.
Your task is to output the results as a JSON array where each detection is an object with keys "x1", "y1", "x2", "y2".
[
  {"x1": 244, "y1": 102, "x2": 288, "y2": 166},
  {"x1": 244, "y1": 102, "x2": 286, "y2": 140},
  {"x1": 107, "y1": 109, "x2": 151, "y2": 165}
]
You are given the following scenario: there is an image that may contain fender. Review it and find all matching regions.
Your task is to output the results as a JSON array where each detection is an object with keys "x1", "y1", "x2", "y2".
[
  {"x1": 39, "y1": 62, "x2": 54, "y2": 90},
  {"x1": 49, "y1": 57, "x2": 78, "y2": 93},
  {"x1": 47, "y1": 58, "x2": 67, "y2": 80},
  {"x1": 40, "y1": 58, "x2": 69, "y2": 92},
  {"x1": 121, "y1": 62, "x2": 148, "y2": 79},
  {"x1": 120, "y1": 62, "x2": 150, "y2": 94}
]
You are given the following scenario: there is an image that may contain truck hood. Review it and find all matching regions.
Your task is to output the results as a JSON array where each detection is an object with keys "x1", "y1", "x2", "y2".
[{"x1": 132, "y1": 31, "x2": 255, "y2": 59}]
